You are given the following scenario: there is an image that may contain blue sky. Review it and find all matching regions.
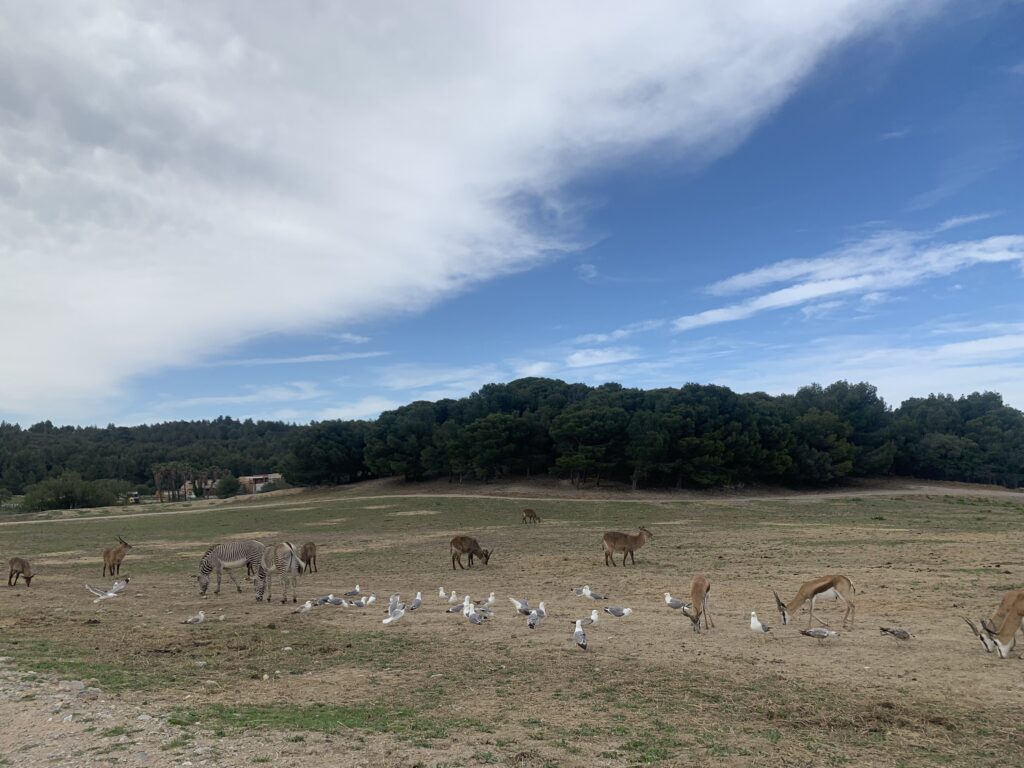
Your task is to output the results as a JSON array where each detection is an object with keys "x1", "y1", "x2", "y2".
[{"x1": 1, "y1": 2, "x2": 1022, "y2": 426}]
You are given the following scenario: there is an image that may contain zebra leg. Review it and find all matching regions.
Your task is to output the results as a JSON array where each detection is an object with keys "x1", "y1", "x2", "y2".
[{"x1": 224, "y1": 568, "x2": 242, "y2": 593}]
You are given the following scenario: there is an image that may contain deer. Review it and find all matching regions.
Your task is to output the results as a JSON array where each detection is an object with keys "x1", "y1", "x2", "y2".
[
  {"x1": 773, "y1": 575, "x2": 856, "y2": 629},
  {"x1": 8, "y1": 557, "x2": 34, "y2": 587},
  {"x1": 601, "y1": 526, "x2": 653, "y2": 566},
  {"x1": 300, "y1": 542, "x2": 318, "y2": 574},
  {"x1": 450, "y1": 536, "x2": 492, "y2": 570},
  {"x1": 680, "y1": 574, "x2": 714, "y2": 633},
  {"x1": 103, "y1": 536, "x2": 132, "y2": 577},
  {"x1": 521, "y1": 509, "x2": 540, "y2": 524}
]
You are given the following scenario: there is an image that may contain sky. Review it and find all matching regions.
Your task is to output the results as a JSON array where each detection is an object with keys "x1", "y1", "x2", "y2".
[{"x1": 1, "y1": 1, "x2": 1023, "y2": 427}]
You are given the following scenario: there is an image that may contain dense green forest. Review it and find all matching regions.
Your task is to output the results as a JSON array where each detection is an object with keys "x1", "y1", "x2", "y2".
[{"x1": 2, "y1": 379, "x2": 1023, "y2": 510}]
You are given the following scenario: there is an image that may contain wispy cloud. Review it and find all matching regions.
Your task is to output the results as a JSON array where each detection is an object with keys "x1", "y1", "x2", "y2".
[
  {"x1": 936, "y1": 211, "x2": 1000, "y2": 232},
  {"x1": 319, "y1": 396, "x2": 405, "y2": 421},
  {"x1": 566, "y1": 347, "x2": 639, "y2": 368},
  {"x1": 165, "y1": 382, "x2": 326, "y2": 409},
  {"x1": 878, "y1": 127, "x2": 911, "y2": 141},
  {"x1": 208, "y1": 351, "x2": 388, "y2": 367},
  {"x1": 573, "y1": 320, "x2": 665, "y2": 344},
  {"x1": 330, "y1": 333, "x2": 372, "y2": 345},
  {"x1": 1010, "y1": 61, "x2": 1024, "y2": 76},
  {"x1": 576, "y1": 263, "x2": 599, "y2": 282}
]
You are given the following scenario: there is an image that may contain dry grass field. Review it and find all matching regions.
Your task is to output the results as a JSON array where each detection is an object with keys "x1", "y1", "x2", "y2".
[{"x1": 0, "y1": 479, "x2": 1023, "y2": 767}]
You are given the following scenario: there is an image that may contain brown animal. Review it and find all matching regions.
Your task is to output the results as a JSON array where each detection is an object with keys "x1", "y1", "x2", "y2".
[
  {"x1": 980, "y1": 589, "x2": 1024, "y2": 659},
  {"x1": 103, "y1": 536, "x2": 132, "y2": 577},
  {"x1": 773, "y1": 575, "x2": 856, "y2": 629},
  {"x1": 450, "y1": 536, "x2": 492, "y2": 570},
  {"x1": 601, "y1": 526, "x2": 653, "y2": 566},
  {"x1": 521, "y1": 509, "x2": 540, "y2": 524},
  {"x1": 8, "y1": 557, "x2": 33, "y2": 587},
  {"x1": 300, "y1": 541, "x2": 318, "y2": 574},
  {"x1": 680, "y1": 574, "x2": 714, "y2": 633}
]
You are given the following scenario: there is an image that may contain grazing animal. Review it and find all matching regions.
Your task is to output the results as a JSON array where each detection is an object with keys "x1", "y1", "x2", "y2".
[
  {"x1": 773, "y1": 575, "x2": 856, "y2": 629},
  {"x1": 102, "y1": 536, "x2": 132, "y2": 577},
  {"x1": 981, "y1": 587, "x2": 1024, "y2": 637},
  {"x1": 602, "y1": 526, "x2": 653, "y2": 566},
  {"x1": 255, "y1": 542, "x2": 305, "y2": 603},
  {"x1": 7, "y1": 557, "x2": 33, "y2": 587},
  {"x1": 449, "y1": 536, "x2": 492, "y2": 570},
  {"x1": 299, "y1": 542, "x2": 318, "y2": 574},
  {"x1": 196, "y1": 541, "x2": 265, "y2": 596},
  {"x1": 978, "y1": 590, "x2": 1024, "y2": 659},
  {"x1": 522, "y1": 508, "x2": 540, "y2": 524},
  {"x1": 681, "y1": 574, "x2": 715, "y2": 633}
]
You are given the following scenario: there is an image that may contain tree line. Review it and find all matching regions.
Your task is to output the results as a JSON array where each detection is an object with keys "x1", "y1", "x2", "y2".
[{"x1": 2, "y1": 379, "x2": 1023, "y2": 508}]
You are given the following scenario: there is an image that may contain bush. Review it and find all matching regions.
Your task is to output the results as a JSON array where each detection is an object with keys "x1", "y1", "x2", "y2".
[
  {"x1": 215, "y1": 475, "x2": 241, "y2": 498},
  {"x1": 259, "y1": 479, "x2": 291, "y2": 493}
]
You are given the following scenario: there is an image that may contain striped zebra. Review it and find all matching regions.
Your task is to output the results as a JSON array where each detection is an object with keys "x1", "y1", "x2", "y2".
[
  {"x1": 255, "y1": 542, "x2": 305, "y2": 603},
  {"x1": 196, "y1": 541, "x2": 265, "y2": 596}
]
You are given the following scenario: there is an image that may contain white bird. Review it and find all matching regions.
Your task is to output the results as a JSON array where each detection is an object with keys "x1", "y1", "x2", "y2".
[
  {"x1": 509, "y1": 596, "x2": 531, "y2": 616},
  {"x1": 439, "y1": 586, "x2": 450, "y2": 600},
  {"x1": 344, "y1": 584, "x2": 361, "y2": 597},
  {"x1": 110, "y1": 577, "x2": 130, "y2": 593},
  {"x1": 603, "y1": 606, "x2": 632, "y2": 618},
  {"x1": 446, "y1": 601, "x2": 466, "y2": 614},
  {"x1": 527, "y1": 609, "x2": 543, "y2": 629},
  {"x1": 476, "y1": 591, "x2": 496, "y2": 609},
  {"x1": 461, "y1": 595, "x2": 472, "y2": 617},
  {"x1": 364, "y1": 592, "x2": 377, "y2": 606},
  {"x1": 664, "y1": 592, "x2": 686, "y2": 610},
  {"x1": 750, "y1": 612, "x2": 771, "y2": 635},
  {"x1": 570, "y1": 585, "x2": 586, "y2": 596},
  {"x1": 387, "y1": 600, "x2": 405, "y2": 617},
  {"x1": 84, "y1": 582, "x2": 126, "y2": 603},
  {"x1": 572, "y1": 619, "x2": 588, "y2": 651},
  {"x1": 581, "y1": 586, "x2": 608, "y2": 600},
  {"x1": 800, "y1": 627, "x2": 839, "y2": 642},
  {"x1": 581, "y1": 609, "x2": 599, "y2": 627},
  {"x1": 293, "y1": 600, "x2": 314, "y2": 614},
  {"x1": 313, "y1": 594, "x2": 334, "y2": 606},
  {"x1": 326, "y1": 596, "x2": 347, "y2": 606},
  {"x1": 183, "y1": 610, "x2": 206, "y2": 625},
  {"x1": 383, "y1": 607, "x2": 405, "y2": 625},
  {"x1": 408, "y1": 592, "x2": 423, "y2": 611}
]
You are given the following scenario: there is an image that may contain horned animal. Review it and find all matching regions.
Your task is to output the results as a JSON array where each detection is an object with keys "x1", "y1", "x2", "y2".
[
  {"x1": 681, "y1": 574, "x2": 714, "y2": 633},
  {"x1": 103, "y1": 536, "x2": 132, "y2": 577},
  {"x1": 8, "y1": 557, "x2": 33, "y2": 587},
  {"x1": 521, "y1": 509, "x2": 540, "y2": 524},
  {"x1": 300, "y1": 541, "x2": 318, "y2": 573},
  {"x1": 450, "y1": 536, "x2": 492, "y2": 570},
  {"x1": 773, "y1": 575, "x2": 856, "y2": 629},
  {"x1": 601, "y1": 526, "x2": 653, "y2": 566}
]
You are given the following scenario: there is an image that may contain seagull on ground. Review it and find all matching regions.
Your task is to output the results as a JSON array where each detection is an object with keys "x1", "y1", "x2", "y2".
[
  {"x1": 383, "y1": 606, "x2": 405, "y2": 625},
  {"x1": 476, "y1": 592, "x2": 496, "y2": 610},
  {"x1": 879, "y1": 626, "x2": 913, "y2": 640},
  {"x1": 313, "y1": 594, "x2": 334, "y2": 606},
  {"x1": 408, "y1": 592, "x2": 423, "y2": 611},
  {"x1": 466, "y1": 606, "x2": 488, "y2": 624},
  {"x1": 183, "y1": 610, "x2": 206, "y2": 625},
  {"x1": 447, "y1": 591, "x2": 460, "y2": 604},
  {"x1": 570, "y1": 585, "x2": 586, "y2": 596},
  {"x1": 364, "y1": 592, "x2": 376, "y2": 606},
  {"x1": 326, "y1": 596, "x2": 348, "y2": 606},
  {"x1": 509, "y1": 597, "x2": 531, "y2": 616},
  {"x1": 664, "y1": 592, "x2": 686, "y2": 610},
  {"x1": 572, "y1": 619, "x2": 588, "y2": 651},
  {"x1": 293, "y1": 600, "x2": 314, "y2": 614},
  {"x1": 527, "y1": 609, "x2": 543, "y2": 629},
  {"x1": 603, "y1": 606, "x2": 632, "y2": 618},
  {"x1": 750, "y1": 612, "x2": 771, "y2": 636},
  {"x1": 581, "y1": 586, "x2": 608, "y2": 600},
  {"x1": 800, "y1": 627, "x2": 838, "y2": 642},
  {"x1": 344, "y1": 584, "x2": 361, "y2": 597}
]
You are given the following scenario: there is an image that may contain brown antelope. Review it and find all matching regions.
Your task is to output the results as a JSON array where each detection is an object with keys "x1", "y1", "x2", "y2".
[
  {"x1": 7, "y1": 557, "x2": 34, "y2": 587},
  {"x1": 981, "y1": 590, "x2": 1024, "y2": 659},
  {"x1": 103, "y1": 536, "x2": 132, "y2": 577},
  {"x1": 965, "y1": 587, "x2": 1024, "y2": 654},
  {"x1": 521, "y1": 508, "x2": 540, "y2": 524},
  {"x1": 773, "y1": 575, "x2": 856, "y2": 629},
  {"x1": 601, "y1": 526, "x2": 653, "y2": 566},
  {"x1": 450, "y1": 536, "x2": 492, "y2": 570},
  {"x1": 300, "y1": 541, "x2": 318, "y2": 574},
  {"x1": 681, "y1": 574, "x2": 714, "y2": 633}
]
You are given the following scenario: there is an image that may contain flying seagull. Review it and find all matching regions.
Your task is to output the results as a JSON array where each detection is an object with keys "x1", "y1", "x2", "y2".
[
  {"x1": 84, "y1": 583, "x2": 124, "y2": 603},
  {"x1": 879, "y1": 626, "x2": 913, "y2": 640},
  {"x1": 750, "y1": 612, "x2": 771, "y2": 635},
  {"x1": 183, "y1": 610, "x2": 206, "y2": 625},
  {"x1": 344, "y1": 584, "x2": 361, "y2": 597},
  {"x1": 800, "y1": 627, "x2": 838, "y2": 642},
  {"x1": 572, "y1": 619, "x2": 588, "y2": 651},
  {"x1": 603, "y1": 606, "x2": 632, "y2": 618},
  {"x1": 664, "y1": 592, "x2": 686, "y2": 610},
  {"x1": 293, "y1": 600, "x2": 314, "y2": 614},
  {"x1": 110, "y1": 577, "x2": 130, "y2": 593}
]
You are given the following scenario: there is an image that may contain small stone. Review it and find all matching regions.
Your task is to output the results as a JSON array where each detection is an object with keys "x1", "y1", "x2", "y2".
[
  {"x1": 283, "y1": 647, "x2": 293, "y2": 651},
  {"x1": 137, "y1": 714, "x2": 152, "y2": 722},
  {"x1": 193, "y1": 661, "x2": 207, "y2": 667},
  {"x1": 62, "y1": 714, "x2": 73, "y2": 722}
]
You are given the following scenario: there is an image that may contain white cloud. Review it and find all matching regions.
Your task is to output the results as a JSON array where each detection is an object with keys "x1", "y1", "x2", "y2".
[
  {"x1": 0, "y1": 2, "x2": 939, "y2": 422},
  {"x1": 576, "y1": 263, "x2": 599, "y2": 282},
  {"x1": 878, "y1": 127, "x2": 911, "y2": 141},
  {"x1": 573, "y1": 320, "x2": 665, "y2": 344},
  {"x1": 318, "y1": 396, "x2": 405, "y2": 421},
  {"x1": 566, "y1": 347, "x2": 639, "y2": 368},
  {"x1": 164, "y1": 381, "x2": 326, "y2": 409},
  {"x1": 331, "y1": 333, "x2": 372, "y2": 345},
  {"x1": 208, "y1": 351, "x2": 388, "y2": 367},
  {"x1": 936, "y1": 211, "x2": 1000, "y2": 231}
]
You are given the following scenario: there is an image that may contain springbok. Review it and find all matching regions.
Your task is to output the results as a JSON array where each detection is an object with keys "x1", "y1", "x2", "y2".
[
  {"x1": 965, "y1": 587, "x2": 1024, "y2": 654},
  {"x1": 521, "y1": 509, "x2": 540, "y2": 524},
  {"x1": 7, "y1": 557, "x2": 34, "y2": 587},
  {"x1": 680, "y1": 574, "x2": 714, "y2": 633},
  {"x1": 450, "y1": 536, "x2": 492, "y2": 570},
  {"x1": 980, "y1": 590, "x2": 1024, "y2": 659},
  {"x1": 255, "y1": 542, "x2": 305, "y2": 603},
  {"x1": 601, "y1": 527, "x2": 653, "y2": 566},
  {"x1": 773, "y1": 575, "x2": 856, "y2": 629},
  {"x1": 102, "y1": 536, "x2": 132, "y2": 577},
  {"x1": 300, "y1": 542, "x2": 318, "y2": 574}
]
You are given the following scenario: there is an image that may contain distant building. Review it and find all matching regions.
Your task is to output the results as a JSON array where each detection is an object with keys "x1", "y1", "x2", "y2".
[{"x1": 238, "y1": 473, "x2": 283, "y2": 494}]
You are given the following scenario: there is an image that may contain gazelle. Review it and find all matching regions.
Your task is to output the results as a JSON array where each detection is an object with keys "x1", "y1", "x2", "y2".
[
  {"x1": 981, "y1": 590, "x2": 1024, "y2": 659},
  {"x1": 7, "y1": 557, "x2": 34, "y2": 587},
  {"x1": 102, "y1": 536, "x2": 132, "y2": 577},
  {"x1": 299, "y1": 541, "x2": 318, "y2": 574},
  {"x1": 450, "y1": 536, "x2": 492, "y2": 570},
  {"x1": 680, "y1": 574, "x2": 714, "y2": 633},
  {"x1": 602, "y1": 526, "x2": 652, "y2": 566},
  {"x1": 522, "y1": 509, "x2": 540, "y2": 524},
  {"x1": 966, "y1": 588, "x2": 1024, "y2": 654},
  {"x1": 773, "y1": 575, "x2": 856, "y2": 629}
]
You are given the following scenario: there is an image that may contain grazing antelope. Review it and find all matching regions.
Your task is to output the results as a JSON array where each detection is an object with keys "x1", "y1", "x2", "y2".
[
  {"x1": 522, "y1": 509, "x2": 540, "y2": 524},
  {"x1": 965, "y1": 587, "x2": 1024, "y2": 654},
  {"x1": 680, "y1": 574, "x2": 714, "y2": 633},
  {"x1": 102, "y1": 536, "x2": 132, "y2": 577},
  {"x1": 601, "y1": 526, "x2": 653, "y2": 566},
  {"x1": 773, "y1": 575, "x2": 856, "y2": 629},
  {"x1": 300, "y1": 541, "x2": 318, "y2": 574},
  {"x1": 7, "y1": 557, "x2": 33, "y2": 587},
  {"x1": 450, "y1": 536, "x2": 492, "y2": 570},
  {"x1": 255, "y1": 542, "x2": 305, "y2": 603},
  {"x1": 981, "y1": 590, "x2": 1024, "y2": 659}
]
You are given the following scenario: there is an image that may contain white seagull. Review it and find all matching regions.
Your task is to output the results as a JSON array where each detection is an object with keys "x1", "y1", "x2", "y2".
[
  {"x1": 581, "y1": 586, "x2": 608, "y2": 601},
  {"x1": 603, "y1": 606, "x2": 632, "y2": 618},
  {"x1": 509, "y1": 597, "x2": 531, "y2": 616},
  {"x1": 344, "y1": 584, "x2": 361, "y2": 597},
  {"x1": 527, "y1": 609, "x2": 543, "y2": 629},
  {"x1": 664, "y1": 592, "x2": 686, "y2": 610},
  {"x1": 313, "y1": 594, "x2": 334, "y2": 606},
  {"x1": 573, "y1": 619, "x2": 588, "y2": 651},
  {"x1": 476, "y1": 592, "x2": 496, "y2": 610},
  {"x1": 383, "y1": 607, "x2": 405, "y2": 625},
  {"x1": 800, "y1": 627, "x2": 839, "y2": 642},
  {"x1": 408, "y1": 592, "x2": 423, "y2": 611},
  {"x1": 581, "y1": 609, "x2": 599, "y2": 627},
  {"x1": 293, "y1": 600, "x2": 314, "y2": 614},
  {"x1": 183, "y1": 610, "x2": 206, "y2": 625},
  {"x1": 84, "y1": 582, "x2": 125, "y2": 603},
  {"x1": 750, "y1": 612, "x2": 771, "y2": 635}
]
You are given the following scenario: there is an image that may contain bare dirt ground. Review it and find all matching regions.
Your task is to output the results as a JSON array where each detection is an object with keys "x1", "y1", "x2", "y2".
[{"x1": 0, "y1": 480, "x2": 1022, "y2": 767}]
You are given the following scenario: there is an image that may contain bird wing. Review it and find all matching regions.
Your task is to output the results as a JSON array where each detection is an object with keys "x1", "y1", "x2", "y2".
[{"x1": 84, "y1": 584, "x2": 109, "y2": 597}]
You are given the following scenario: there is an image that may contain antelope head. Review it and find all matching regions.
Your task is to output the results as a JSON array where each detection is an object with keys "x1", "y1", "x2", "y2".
[
  {"x1": 481, "y1": 549, "x2": 492, "y2": 565},
  {"x1": 118, "y1": 536, "x2": 133, "y2": 550},
  {"x1": 680, "y1": 603, "x2": 700, "y2": 632},
  {"x1": 772, "y1": 590, "x2": 790, "y2": 625}
]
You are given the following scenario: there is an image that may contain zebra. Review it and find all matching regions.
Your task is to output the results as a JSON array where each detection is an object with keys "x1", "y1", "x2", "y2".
[
  {"x1": 196, "y1": 541, "x2": 265, "y2": 596},
  {"x1": 255, "y1": 542, "x2": 305, "y2": 603}
]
